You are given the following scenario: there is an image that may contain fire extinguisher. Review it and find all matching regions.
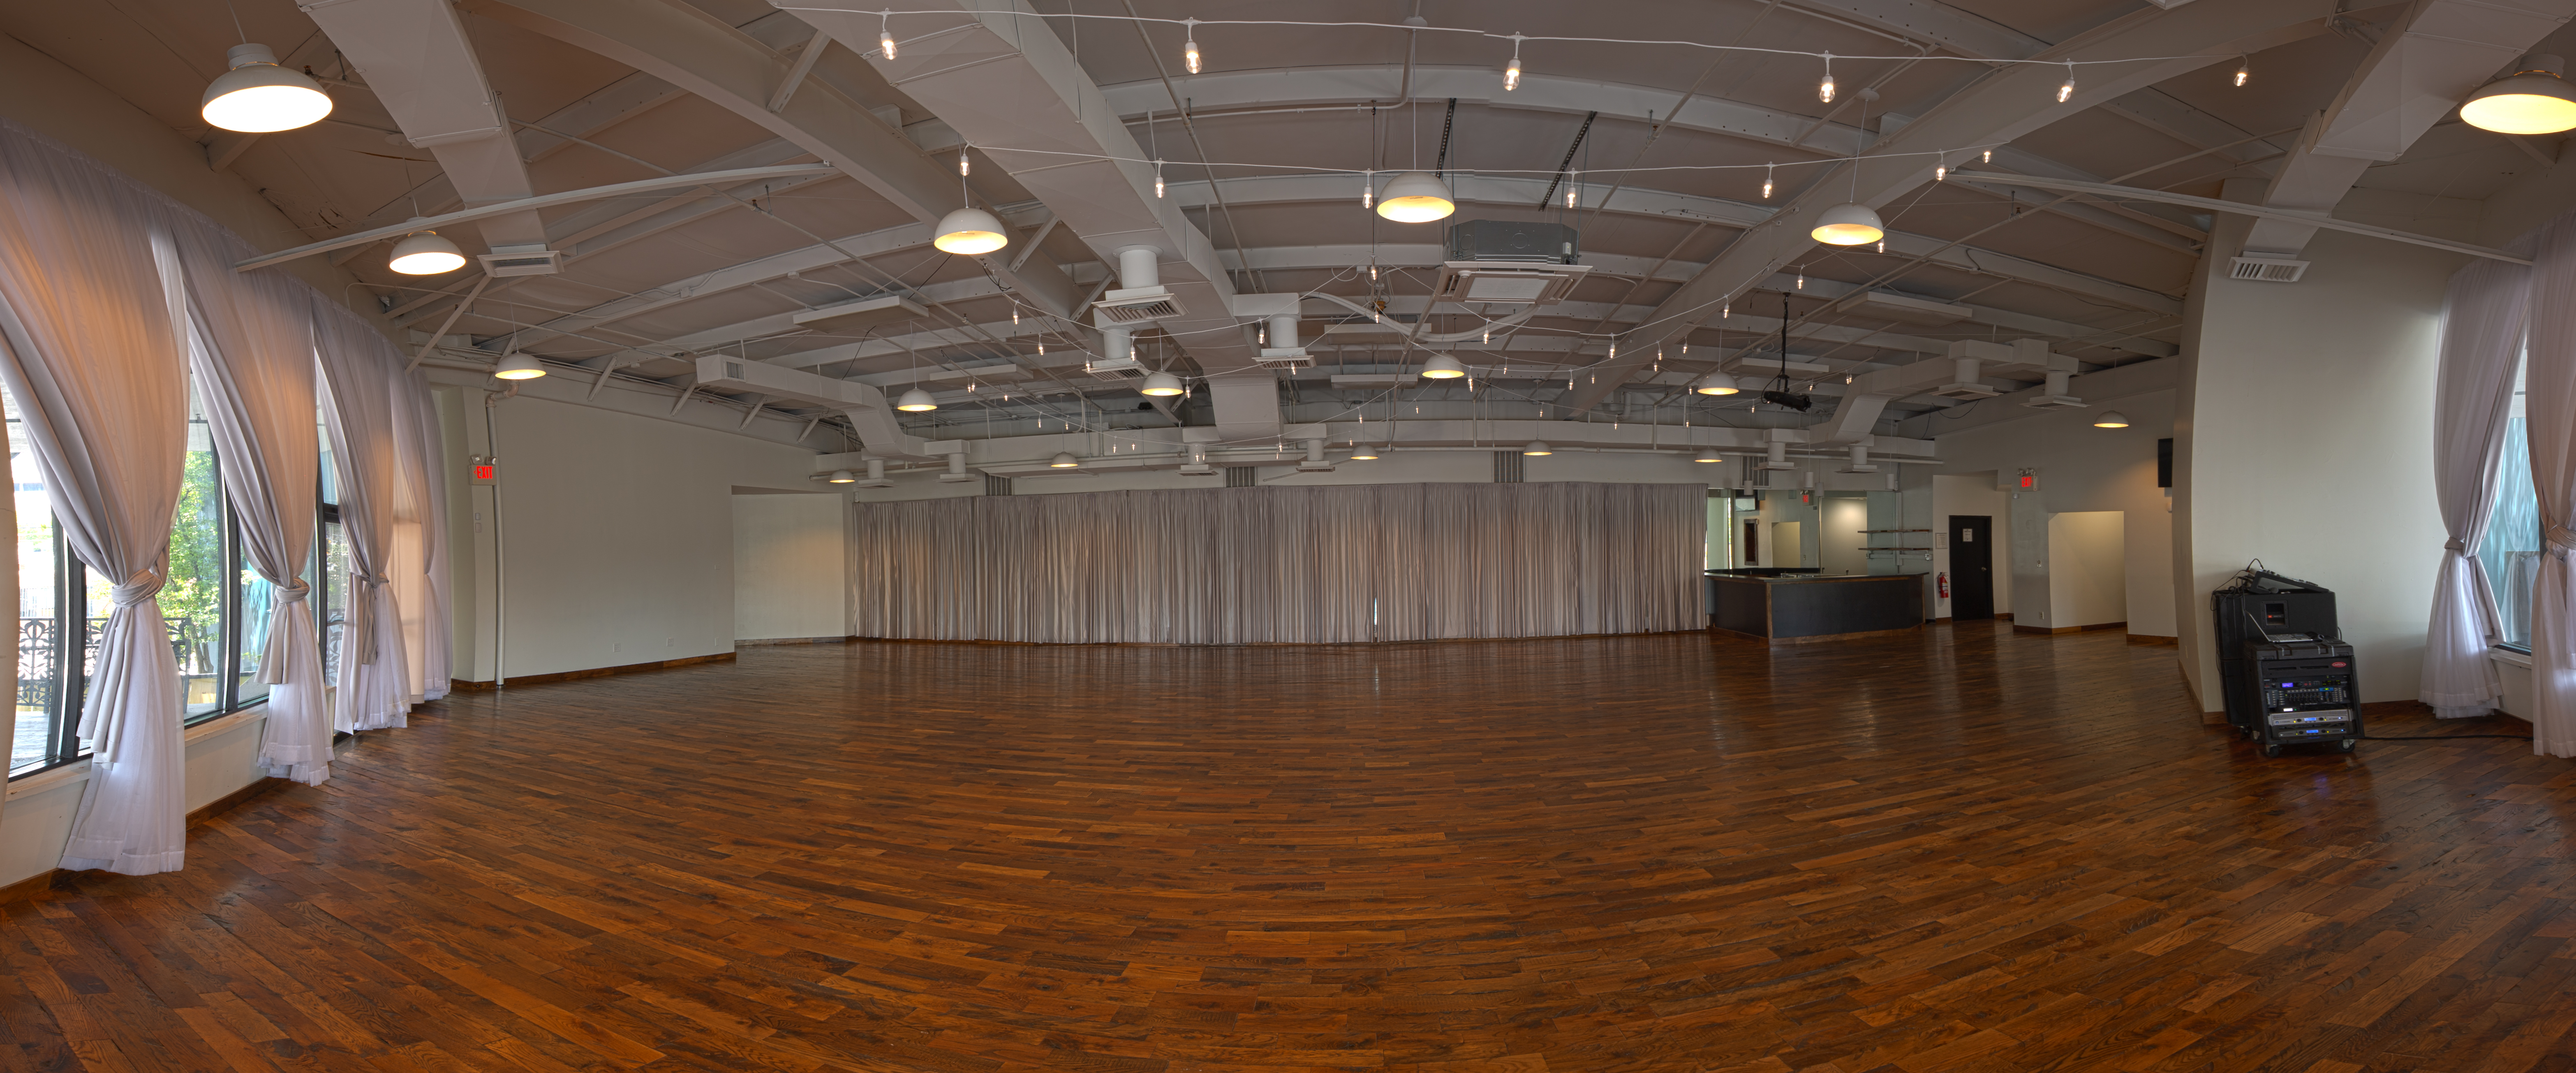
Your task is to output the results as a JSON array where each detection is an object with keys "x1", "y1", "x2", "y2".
[{"x1": 1937, "y1": 572, "x2": 1950, "y2": 599}]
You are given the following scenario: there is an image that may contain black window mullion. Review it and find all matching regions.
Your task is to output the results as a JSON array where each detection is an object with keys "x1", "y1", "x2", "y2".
[{"x1": 53, "y1": 526, "x2": 81, "y2": 765}]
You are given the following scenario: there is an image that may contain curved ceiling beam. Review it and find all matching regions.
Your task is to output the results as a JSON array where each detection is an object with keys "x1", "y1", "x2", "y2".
[
  {"x1": 303, "y1": 0, "x2": 549, "y2": 249},
  {"x1": 1559, "y1": 0, "x2": 2338, "y2": 414},
  {"x1": 458, "y1": 0, "x2": 1079, "y2": 317}
]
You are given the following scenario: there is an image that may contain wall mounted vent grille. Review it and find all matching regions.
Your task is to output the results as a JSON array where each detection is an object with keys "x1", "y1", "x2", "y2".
[
  {"x1": 1224, "y1": 466, "x2": 1256, "y2": 488},
  {"x1": 1494, "y1": 451, "x2": 1525, "y2": 484},
  {"x1": 2228, "y1": 256, "x2": 2308, "y2": 283}
]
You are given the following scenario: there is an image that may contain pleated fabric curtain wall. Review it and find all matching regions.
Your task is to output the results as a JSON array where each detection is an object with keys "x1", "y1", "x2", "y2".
[{"x1": 849, "y1": 482, "x2": 1705, "y2": 644}]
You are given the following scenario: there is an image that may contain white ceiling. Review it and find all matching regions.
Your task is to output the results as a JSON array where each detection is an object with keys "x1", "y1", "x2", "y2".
[{"x1": 14, "y1": 0, "x2": 2571, "y2": 443}]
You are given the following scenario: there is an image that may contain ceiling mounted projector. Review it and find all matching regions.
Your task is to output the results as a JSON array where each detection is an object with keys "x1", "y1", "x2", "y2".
[{"x1": 202, "y1": 43, "x2": 333, "y2": 132}]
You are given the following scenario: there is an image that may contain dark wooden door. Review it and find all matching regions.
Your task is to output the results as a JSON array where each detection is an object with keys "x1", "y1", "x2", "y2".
[
  {"x1": 1742, "y1": 518, "x2": 1760, "y2": 566},
  {"x1": 1949, "y1": 515, "x2": 1994, "y2": 621}
]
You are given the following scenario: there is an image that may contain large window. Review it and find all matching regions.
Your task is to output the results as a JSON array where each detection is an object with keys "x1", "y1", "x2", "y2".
[
  {"x1": 2482, "y1": 359, "x2": 2538, "y2": 651},
  {"x1": 7, "y1": 376, "x2": 276, "y2": 778}
]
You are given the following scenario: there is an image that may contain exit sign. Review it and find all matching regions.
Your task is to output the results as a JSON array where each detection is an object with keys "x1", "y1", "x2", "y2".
[{"x1": 471, "y1": 459, "x2": 499, "y2": 484}]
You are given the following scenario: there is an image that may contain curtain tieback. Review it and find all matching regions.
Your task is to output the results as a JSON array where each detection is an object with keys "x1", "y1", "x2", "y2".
[
  {"x1": 2551, "y1": 523, "x2": 2576, "y2": 561},
  {"x1": 275, "y1": 579, "x2": 311, "y2": 604},
  {"x1": 2445, "y1": 539, "x2": 2467, "y2": 552},
  {"x1": 109, "y1": 567, "x2": 164, "y2": 607}
]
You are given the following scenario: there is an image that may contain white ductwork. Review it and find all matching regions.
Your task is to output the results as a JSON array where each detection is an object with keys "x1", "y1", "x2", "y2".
[
  {"x1": 938, "y1": 452, "x2": 974, "y2": 482},
  {"x1": 1841, "y1": 443, "x2": 1877, "y2": 473},
  {"x1": 2023, "y1": 350, "x2": 2089, "y2": 410},
  {"x1": 695, "y1": 354, "x2": 951, "y2": 459},
  {"x1": 852, "y1": 458, "x2": 892, "y2": 487},
  {"x1": 792, "y1": 0, "x2": 1280, "y2": 438},
  {"x1": 1268, "y1": 313, "x2": 1300, "y2": 351},
  {"x1": 1117, "y1": 246, "x2": 1160, "y2": 289},
  {"x1": 1297, "y1": 438, "x2": 1334, "y2": 473},
  {"x1": 2243, "y1": 0, "x2": 2576, "y2": 256},
  {"x1": 1811, "y1": 338, "x2": 2025, "y2": 443},
  {"x1": 302, "y1": 0, "x2": 548, "y2": 250},
  {"x1": 1759, "y1": 427, "x2": 1796, "y2": 470}
]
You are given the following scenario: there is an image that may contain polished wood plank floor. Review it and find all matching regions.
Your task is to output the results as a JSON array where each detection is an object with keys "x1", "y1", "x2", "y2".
[{"x1": 5, "y1": 623, "x2": 2572, "y2": 1073}]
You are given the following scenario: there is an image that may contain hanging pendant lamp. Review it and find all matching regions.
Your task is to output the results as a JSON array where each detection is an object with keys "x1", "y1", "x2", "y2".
[
  {"x1": 1421, "y1": 354, "x2": 1467, "y2": 379},
  {"x1": 895, "y1": 388, "x2": 939, "y2": 411},
  {"x1": 1049, "y1": 452, "x2": 1081, "y2": 468},
  {"x1": 932, "y1": 206, "x2": 1008, "y2": 254},
  {"x1": 2092, "y1": 410, "x2": 2130, "y2": 429},
  {"x1": 1140, "y1": 372, "x2": 1185, "y2": 396},
  {"x1": 1522, "y1": 440, "x2": 1552, "y2": 456},
  {"x1": 389, "y1": 229, "x2": 467, "y2": 275},
  {"x1": 1375, "y1": 171, "x2": 1456, "y2": 222},
  {"x1": 1693, "y1": 372, "x2": 1740, "y2": 396},
  {"x1": 1811, "y1": 202, "x2": 1886, "y2": 246},
  {"x1": 201, "y1": 44, "x2": 333, "y2": 132},
  {"x1": 2461, "y1": 54, "x2": 2576, "y2": 134},
  {"x1": 493, "y1": 352, "x2": 546, "y2": 380}
]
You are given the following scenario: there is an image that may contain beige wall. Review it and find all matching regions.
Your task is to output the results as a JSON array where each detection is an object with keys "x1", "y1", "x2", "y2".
[
  {"x1": 2049, "y1": 511, "x2": 2129, "y2": 631},
  {"x1": 1926, "y1": 394, "x2": 2175, "y2": 637},
  {"x1": 2173, "y1": 183, "x2": 2458, "y2": 709},
  {"x1": 734, "y1": 494, "x2": 850, "y2": 641}
]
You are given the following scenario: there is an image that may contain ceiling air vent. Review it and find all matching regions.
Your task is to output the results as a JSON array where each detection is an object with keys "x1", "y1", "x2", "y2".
[
  {"x1": 2229, "y1": 256, "x2": 2308, "y2": 283},
  {"x1": 724, "y1": 360, "x2": 747, "y2": 380},
  {"x1": 1094, "y1": 286, "x2": 1186, "y2": 324},
  {"x1": 476, "y1": 246, "x2": 562, "y2": 277},
  {"x1": 1429, "y1": 262, "x2": 1592, "y2": 306},
  {"x1": 1086, "y1": 357, "x2": 1146, "y2": 383}
]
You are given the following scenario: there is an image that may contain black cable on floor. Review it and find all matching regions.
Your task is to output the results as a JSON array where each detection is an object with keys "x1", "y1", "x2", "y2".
[{"x1": 2360, "y1": 734, "x2": 2531, "y2": 741}]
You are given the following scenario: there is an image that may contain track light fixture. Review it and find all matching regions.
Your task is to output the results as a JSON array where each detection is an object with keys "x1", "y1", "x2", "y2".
[
  {"x1": 388, "y1": 229, "x2": 466, "y2": 275},
  {"x1": 896, "y1": 388, "x2": 939, "y2": 412},
  {"x1": 2462, "y1": 54, "x2": 2576, "y2": 134},
  {"x1": 493, "y1": 352, "x2": 545, "y2": 380},
  {"x1": 201, "y1": 44, "x2": 333, "y2": 133}
]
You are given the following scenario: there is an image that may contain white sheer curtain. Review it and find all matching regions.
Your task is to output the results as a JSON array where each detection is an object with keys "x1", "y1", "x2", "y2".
[
  {"x1": 392, "y1": 374, "x2": 451, "y2": 700},
  {"x1": 2527, "y1": 213, "x2": 2576, "y2": 757},
  {"x1": 854, "y1": 483, "x2": 1704, "y2": 643},
  {"x1": 2421, "y1": 258, "x2": 2530, "y2": 718},
  {"x1": 0, "y1": 119, "x2": 190, "y2": 874},
  {"x1": 167, "y1": 222, "x2": 330, "y2": 782},
  {"x1": 314, "y1": 303, "x2": 413, "y2": 732}
]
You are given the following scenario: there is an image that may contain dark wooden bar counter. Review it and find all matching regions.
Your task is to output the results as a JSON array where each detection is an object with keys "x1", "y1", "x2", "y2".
[{"x1": 1707, "y1": 570, "x2": 1924, "y2": 644}]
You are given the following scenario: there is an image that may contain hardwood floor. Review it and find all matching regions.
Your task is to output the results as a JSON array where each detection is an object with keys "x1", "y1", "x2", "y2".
[{"x1": 4, "y1": 622, "x2": 2571, "y2": 1073}]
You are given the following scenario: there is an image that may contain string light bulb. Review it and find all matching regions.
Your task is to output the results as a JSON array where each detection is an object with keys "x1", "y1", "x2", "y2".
[
  {"x1": 1154, "y1": 158, "x2": 1165, "y2": 198},
  {"x1": 1876, "y1": 239, "x2": 1885, "y2": 253},
  {"x1": 2058, "y1": 61, "x2": 2076, "y2": 104},
  {"x1": 1819, "y1": 52, "x2": 1836, "y2": 103},
  {"x1": 1796, "y1": 269, "x2": 1805, "y2": 290},
  {"x1": 879, "y1": 9, "x2": 896, "y2": 58},
  {"x1": 1505, "y1": 33, "x2": 1524, "y2": 91},
  {"x1": 1361, "y1": 169, "x2": 1373, "y2": 208},
  {"x1": 2235, "y1": 57, "x2": 2250, "y2": 87},
  {"x1": 1182, "y1": 19, "x2": 1201, "y2": 74},
  {"x1": 960, "y1": 147, "x2": 970, "y2": 176},
  {"x1": 1761, "y1": 162, "x2": 1774, "y2": 200},
  {"x1": 1566, "y1": 172, "x2": 1578, "y2": 208},
  {"x1": 1012, "y1": 307, "x2": 1020, "y2": 326},
  {"x1": 1983, "y1": 148, "x2": 1993, "y2": 163}
]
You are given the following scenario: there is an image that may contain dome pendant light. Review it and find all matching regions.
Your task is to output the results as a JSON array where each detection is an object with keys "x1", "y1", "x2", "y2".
[
  {"x1": 896, "y1": 388, "x2": 939, "y2": 411},
  {"x1": 2092, "y1": 410, "x2": 2130, "y2": 429},
  {"x1": 1813, "y1": 203, "x2": 1885, "y2": 246},
  {"x1": 2461, "y1": 54, "x2": 2576, "y2": 134},
  {"x1": 388, "y1": 228, "x2": 467, "y2": 275},
  {"x1": 933, "y1": 206, "x2": 1008, "y2": 254},
  {"x1": 1813, "y1": 94, "x2": 1886, "y2": 247},
  {"x1": 827, "y1": 470, "x2": 857, "y2": 484},
  {"x1": 493, "y1": 352, "x2": 546, "y2": 380},
  {"x1": 1694, "y1": 372, "x2": 1739, "y2": 396},
  {"x1": 1375, "y1": 171, "x2": 1455, "y2": 222},
  {"x1": 1140, "y1": 371, "x2": 1185, "y2": 396},
  {"x1": 201, "y1": 43, "x2": 334, "y2": 133},
  {"x1": 1695, "y1": 448, "x2": 1724, "y2": 463},
  {"x1": 1522, "y1": 440, "x2": 1553, "y2": 457},
  {"x1": 1421, "y1": 354, "x2": 1467, "y2": 379},
  {"x1": 1049, "y1": 452, "x2": 1081, "y2": 468},
  {"x1": 1350, "y1": 444, "x2": 1380, "y2": 460}
]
